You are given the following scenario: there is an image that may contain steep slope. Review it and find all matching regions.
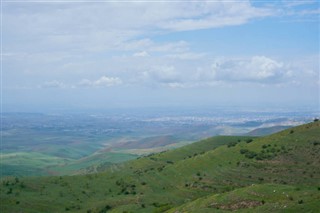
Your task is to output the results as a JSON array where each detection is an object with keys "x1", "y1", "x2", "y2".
[{"x1": 1, "y1": 121, "x2": 319, "y2": 213}]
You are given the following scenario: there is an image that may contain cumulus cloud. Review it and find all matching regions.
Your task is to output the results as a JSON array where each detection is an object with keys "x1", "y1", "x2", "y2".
[
  {"x1": 78, "y1": 76, "x2": 122, "y2": 88},
  {"x1": 124, "y1": 55, "x2": 308, "y2": 88},
  {"x1": 207, "y1": 56, "x2": 291, "y2": 83}
]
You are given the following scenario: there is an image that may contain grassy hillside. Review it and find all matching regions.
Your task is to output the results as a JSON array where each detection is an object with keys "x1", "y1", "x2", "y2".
[
  {"x1": 1, "y1": 131, "x2": 193, "y2": 177},
  {"x1": 0, "y1": 152, "x2": 71, "y2": 176},
  {"x1": 49, "y1": 152, "x2": 138, "y2": 175},
  {"x1": 1, "y1": 121, "x2": 319, "y2": 212},
  {"x1": 245, "y1": 125, "x2": 292, "y2": 136},
  {"x1": 0, "y1": 151, "x2": 138, "y2": 177},
  {"x1": 168, "y1": 184, "x2": 320, "y2": 213}
]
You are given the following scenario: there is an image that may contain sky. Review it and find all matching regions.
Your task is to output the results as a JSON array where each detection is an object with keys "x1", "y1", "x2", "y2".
[{"x1": 1, "y1": 0, "x2": 319, "y2": 112}]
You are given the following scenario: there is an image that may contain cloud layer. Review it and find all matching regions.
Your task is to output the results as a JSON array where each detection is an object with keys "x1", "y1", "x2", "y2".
[
  {"x1": 2, "y1": 1, "x2": 319, "y2": 111},
  {"x1": 2, "y1": 1, "x2": 276, "y2": 56}
]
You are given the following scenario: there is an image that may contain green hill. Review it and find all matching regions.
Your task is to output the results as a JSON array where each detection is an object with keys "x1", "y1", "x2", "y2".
[
  {"x1": 1, "y1": 121, "x2": 319, "y2": 212},
  {"x1": 245, "y1": 125, "x2": 292, "y2": 136}
]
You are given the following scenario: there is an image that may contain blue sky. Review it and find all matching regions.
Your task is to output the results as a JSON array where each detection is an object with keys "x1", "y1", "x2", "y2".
[{"x1": 1, "y1": 0, "x2": 319, "y2": 112}]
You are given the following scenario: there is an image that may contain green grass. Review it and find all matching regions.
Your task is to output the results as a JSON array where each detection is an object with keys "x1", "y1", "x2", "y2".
[
  {"x1": 0, "y1": 152, "x2": 71, "y2": 177},
  {"x1": 1, "y1": 121, "x2": 319, "y2": 212},
  {"x1": 49, "y1": 152, "x2": 138, "y2": 175},
  {"x1": 168, "y1": 184, "x2": 320, "y2": 213},
  {"x1": 0, "y1": 151, "x2": 138, "y2": 177}
]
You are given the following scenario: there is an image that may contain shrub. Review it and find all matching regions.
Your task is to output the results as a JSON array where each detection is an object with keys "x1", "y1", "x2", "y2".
[
  {"x1": 7, "y1": 188, "x2": 12, "y2": 194},
  {"x1": 255, "y1": 152, "x2": 271, "y2": 160},
  {"x1": 20, "y1": 182, "x2": 25, "y2": 188},
  {"x1": 270, "y1": 148, "x2": 276, "y2": 153},
  {"x1": 313, "y1": 141, "x2": 320, "y2": 146},
  {"x1": 227, "y1": 142, "x2": 238, "y2": 147},
  {"x1": 14, "y1": 177, "x2": 19, "y2": 183},
  {"x1": 240, "y1": 149, "x2": 249, "y2": 154},
  {"x1": 244, "y1": 151, "x2": 257, "y2": 159},
  {"x1": 246, "y1": 139, "x2": 253, "y2": 143},
  {"x1": 99, "y1": 205, "x2": 112, "y2": 213}
]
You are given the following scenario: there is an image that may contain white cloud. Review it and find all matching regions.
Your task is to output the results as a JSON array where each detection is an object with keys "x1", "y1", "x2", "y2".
[
  {"x1": 159, "y1": 2, "x2": 274, "y2": 31},
  {"x1": 2, "y1": 1, "x2": 275, "y2": 55},
  {"x1": 116, "y1": 54, "x2": 316, "y2": 88},
  {"x1": 207, "y1": 56, "x2": 291, "y2": 83},
  {"x1": 78, "y1": 76, "x2": 122, "y2": 88},
  {"x1": 94, "y1": 76, "x2": 122, "y2": 87},
  {"x1": 3, "y1": 2, "x2": 318, "y2": 93}
]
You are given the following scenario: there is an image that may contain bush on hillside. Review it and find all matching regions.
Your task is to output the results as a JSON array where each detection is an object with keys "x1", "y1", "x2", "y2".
[
  {"x1": 246, "y1": 139, "x2": 253, "y2": 143},
  {"x1": 227, "y1": 142, "x2": 238, "y2": 147}
]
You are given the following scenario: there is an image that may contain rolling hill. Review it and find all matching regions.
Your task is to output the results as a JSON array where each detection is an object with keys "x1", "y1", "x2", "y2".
[
  {"x1": 245, "y1": 125, "x2": 292, "y2": 136},
  {"x1": 1, "y1": 120, "x2": 319, "y2": 212}
]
